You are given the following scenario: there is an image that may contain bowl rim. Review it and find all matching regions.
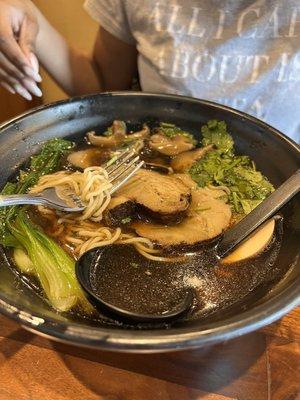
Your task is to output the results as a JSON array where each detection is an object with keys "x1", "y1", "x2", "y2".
[
  {"x1": 0, "y1": 277, "x2": 299, "y2": 352},
  {"x1": 0, "y1": 91, "x2": 299, "y2": 151},
  {"x1": 0, "y1": 91, "x2": 299, "y2": 353}
]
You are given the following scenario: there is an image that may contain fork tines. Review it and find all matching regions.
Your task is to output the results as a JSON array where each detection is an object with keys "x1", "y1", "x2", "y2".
[
  {"x1": 105, "y1": 148, "x2": 135, "y2": 173},
  {"x1": 106, "y1": 148, "x2": 144, "y2": 195}
]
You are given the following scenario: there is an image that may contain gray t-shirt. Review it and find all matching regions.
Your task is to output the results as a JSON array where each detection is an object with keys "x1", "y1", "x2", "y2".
[{"x1": 84, "y1": 0, "x2": 300, "y2": 143}]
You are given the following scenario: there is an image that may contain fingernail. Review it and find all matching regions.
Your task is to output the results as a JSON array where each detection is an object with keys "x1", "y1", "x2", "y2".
[
  {"x1": 34, "y1": 72, "x2": 42, "y2": 82},
  {"x1": 23, "y1": 65, "x2": 42, "y2": 82},
  {"x1": 23, "y1": 80, "x2": 43, "y2": 97},
  {"x1": 1, "y1": 81, "x2": 16, "y2": 94},
  {"x1": 14, "y1": 84, "x2": 32, "y2": 101}
]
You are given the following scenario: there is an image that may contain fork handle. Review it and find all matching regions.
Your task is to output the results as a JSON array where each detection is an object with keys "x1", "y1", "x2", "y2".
[{"x1": 0, "y1": 194, "x2": 43, "y2": 207}]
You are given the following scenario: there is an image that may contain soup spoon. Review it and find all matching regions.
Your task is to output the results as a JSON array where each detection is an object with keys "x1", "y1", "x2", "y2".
[
  {"x1": 76, "y1": 246, "x2": 194, "y2": 324},
  {"x1": 76, "y1": 169, "x2": 300, "y2": 324}
]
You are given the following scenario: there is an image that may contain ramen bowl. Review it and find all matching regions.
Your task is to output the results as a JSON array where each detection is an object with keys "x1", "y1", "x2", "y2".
[{"x1": 0, "y1": 92, "x2": 299, "y2": 352}]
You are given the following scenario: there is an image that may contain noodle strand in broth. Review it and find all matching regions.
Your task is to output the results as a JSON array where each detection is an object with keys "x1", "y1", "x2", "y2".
[{"x1": 32, "y1": 167, "x2": 173, "y2": 261}]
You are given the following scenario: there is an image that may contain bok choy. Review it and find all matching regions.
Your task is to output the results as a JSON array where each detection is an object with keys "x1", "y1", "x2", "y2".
[
  {"x1": 0, "y1": 139, "x2": 92, "y2": 313},
  {"x1": 11, "y1": 212, "x2": 91, "y2": 312}
]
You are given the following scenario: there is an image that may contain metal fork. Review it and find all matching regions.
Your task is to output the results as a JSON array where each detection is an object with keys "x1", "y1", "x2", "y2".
[{"x1": 0, "y1": 148, "x2": 144, "y2": 212}]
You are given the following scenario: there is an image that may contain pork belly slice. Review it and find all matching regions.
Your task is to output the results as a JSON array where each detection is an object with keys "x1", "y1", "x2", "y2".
[
  {"x1": 132, "y1": 187, "x2": 231, "y2": 248},
  {"x1": 104, "y1": 170, "x2": 192, "y2": 226}
]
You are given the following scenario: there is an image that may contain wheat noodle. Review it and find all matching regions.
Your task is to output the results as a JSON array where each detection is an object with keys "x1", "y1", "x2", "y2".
[{"x1": 32, "y1": 168, "x2": 175, "y2": 262}]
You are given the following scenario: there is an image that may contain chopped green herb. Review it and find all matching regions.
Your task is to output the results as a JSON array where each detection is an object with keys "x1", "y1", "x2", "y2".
[
  {"x1": 217, "y1": 195, "x2": 229, "y2": 202},
  {"x1": 158, "y1": 122, "x2": 197, "y2": 145},
  {"x1": 123, "y1": 136, "x2": 137, "y2": 143},
  {"x1": 103, "y1": 126, "x2": 113, "y2": 136},
  {"x1": 189, "y1": 120, "x2": 274, "y2": 215},
  {"x1": 121, "y1": 217, "x2": 132, "y2": 224},
  {"x1": 106, "y1": 154, "x2": 118, "y2": 167},
  {"x1": 195, "y1": 207, "x2": 211, "y2": 212},
  {"x1": 103, "y1": 121, "x2": 126, "y2": 137},
  {"x1": 201, "y1": 119, "x2": 234, "y2": 154},
  {"x1": 130, "y1": 262, "x2": 139, "y2": 268},
  {"x1": 160, "y1": 122, "x2": 175, "y2": 128}
]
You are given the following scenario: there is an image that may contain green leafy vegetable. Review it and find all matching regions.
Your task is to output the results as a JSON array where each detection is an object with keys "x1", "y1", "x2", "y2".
[
  {"x1": 201, "y1": 119, "x2": 234, "y2": 154},
  {"x1": 0, "y1": 182, "x2": 20, "y2": 247},
  {"x1": 0, "y1": 138, "x2": 73, "y2": 244},
  {"x1": 13, "y1": 247, "x2": 35, "y2": 274},
  {"x1": 14, "y1": 138, "x2": 73, "y2": 196},
  {"x1": 158, "y1": 122, "x2": 197, "y2": 145},
  {"x1": 10, "y1": 212, "x2": 91, "y2": 312},
  {"x1": 103, "y1": 126, "x2": 113, "y2": 136},
  {"x1": 0, "y1": 138, "x2": 91, "y2": 313},
  {"x1": 30, "y1": 138, "x2": 73, "y2": 175},
  {"x1": 189, "y1": 120, "x2": 274, "y2": 215}
]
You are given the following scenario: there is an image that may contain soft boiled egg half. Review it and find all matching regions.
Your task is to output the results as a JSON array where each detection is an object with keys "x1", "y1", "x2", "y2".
[{"x1": 222, "y1": 217, "x2": 277, "y2": 264}]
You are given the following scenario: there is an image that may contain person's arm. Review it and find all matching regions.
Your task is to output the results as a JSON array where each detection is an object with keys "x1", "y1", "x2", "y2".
[
  {"x1": 0, "y1": 0, "x2": 137, "y2": 99},
  {"x1": 35, "y1": 8, "x2": 138, "y2": 96}
]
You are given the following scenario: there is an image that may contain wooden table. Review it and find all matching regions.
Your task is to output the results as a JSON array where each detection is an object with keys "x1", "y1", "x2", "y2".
[{"x1": 0, "y1": 308, "x2": 299, "y2": 400}]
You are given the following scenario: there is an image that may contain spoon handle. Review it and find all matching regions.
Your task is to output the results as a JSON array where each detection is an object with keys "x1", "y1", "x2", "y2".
[{"x1": 217, "y1": 169, "x2": 300, "y2": 258}]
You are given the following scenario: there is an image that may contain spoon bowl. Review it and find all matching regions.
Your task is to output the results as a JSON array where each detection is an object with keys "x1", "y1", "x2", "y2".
[{"x1": 75, "y1": 246, "x2": 194, "y2": 324}]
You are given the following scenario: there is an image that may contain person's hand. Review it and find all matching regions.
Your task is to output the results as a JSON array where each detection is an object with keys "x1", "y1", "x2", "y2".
[{"x1": 0, "y1": 0, "x2": 42, "y2": 100}]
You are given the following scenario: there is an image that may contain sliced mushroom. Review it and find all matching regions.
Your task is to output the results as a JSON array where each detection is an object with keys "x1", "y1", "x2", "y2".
[
  {"x1": 87, "y1": 122, "x2": 150, "y2": 149},
  {"x1": 67, "y1": 148, "x2": 111, "y2": 170},
  {"x1": 144, "y1": 162, "x2": 173, "y2": 174},
  {"x1": 127, "y1": 125, "x2": 150, "y2": 153},
  {"x1": 129, "y1": 124, "x2": 150, "y2": 140},
  {"x1": 149, "y1": 134, "x2": 195, "y2": 156},
  {"x1": 170, "y1": 145, "x2": 214, "y2": 172},
  {"x1": 87, "y1": 120, "x2": 127, "y2": 148}
]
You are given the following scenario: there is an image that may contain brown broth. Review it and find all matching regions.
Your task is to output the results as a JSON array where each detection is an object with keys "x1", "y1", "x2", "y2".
[
  {"x1": 89, "y1": 227, "x2": 282, "y2": 320},
  {"x1": 3, "y1": 137, "x2": 285, "y2": 328},
  {"x1": 5, "y1": 221, "x2": 284, "y2": 329}
]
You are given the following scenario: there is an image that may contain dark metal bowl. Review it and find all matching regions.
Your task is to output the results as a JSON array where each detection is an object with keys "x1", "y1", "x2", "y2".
[{"x1": 0, "y1": 92, "x2": 299, "y2": 353}]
